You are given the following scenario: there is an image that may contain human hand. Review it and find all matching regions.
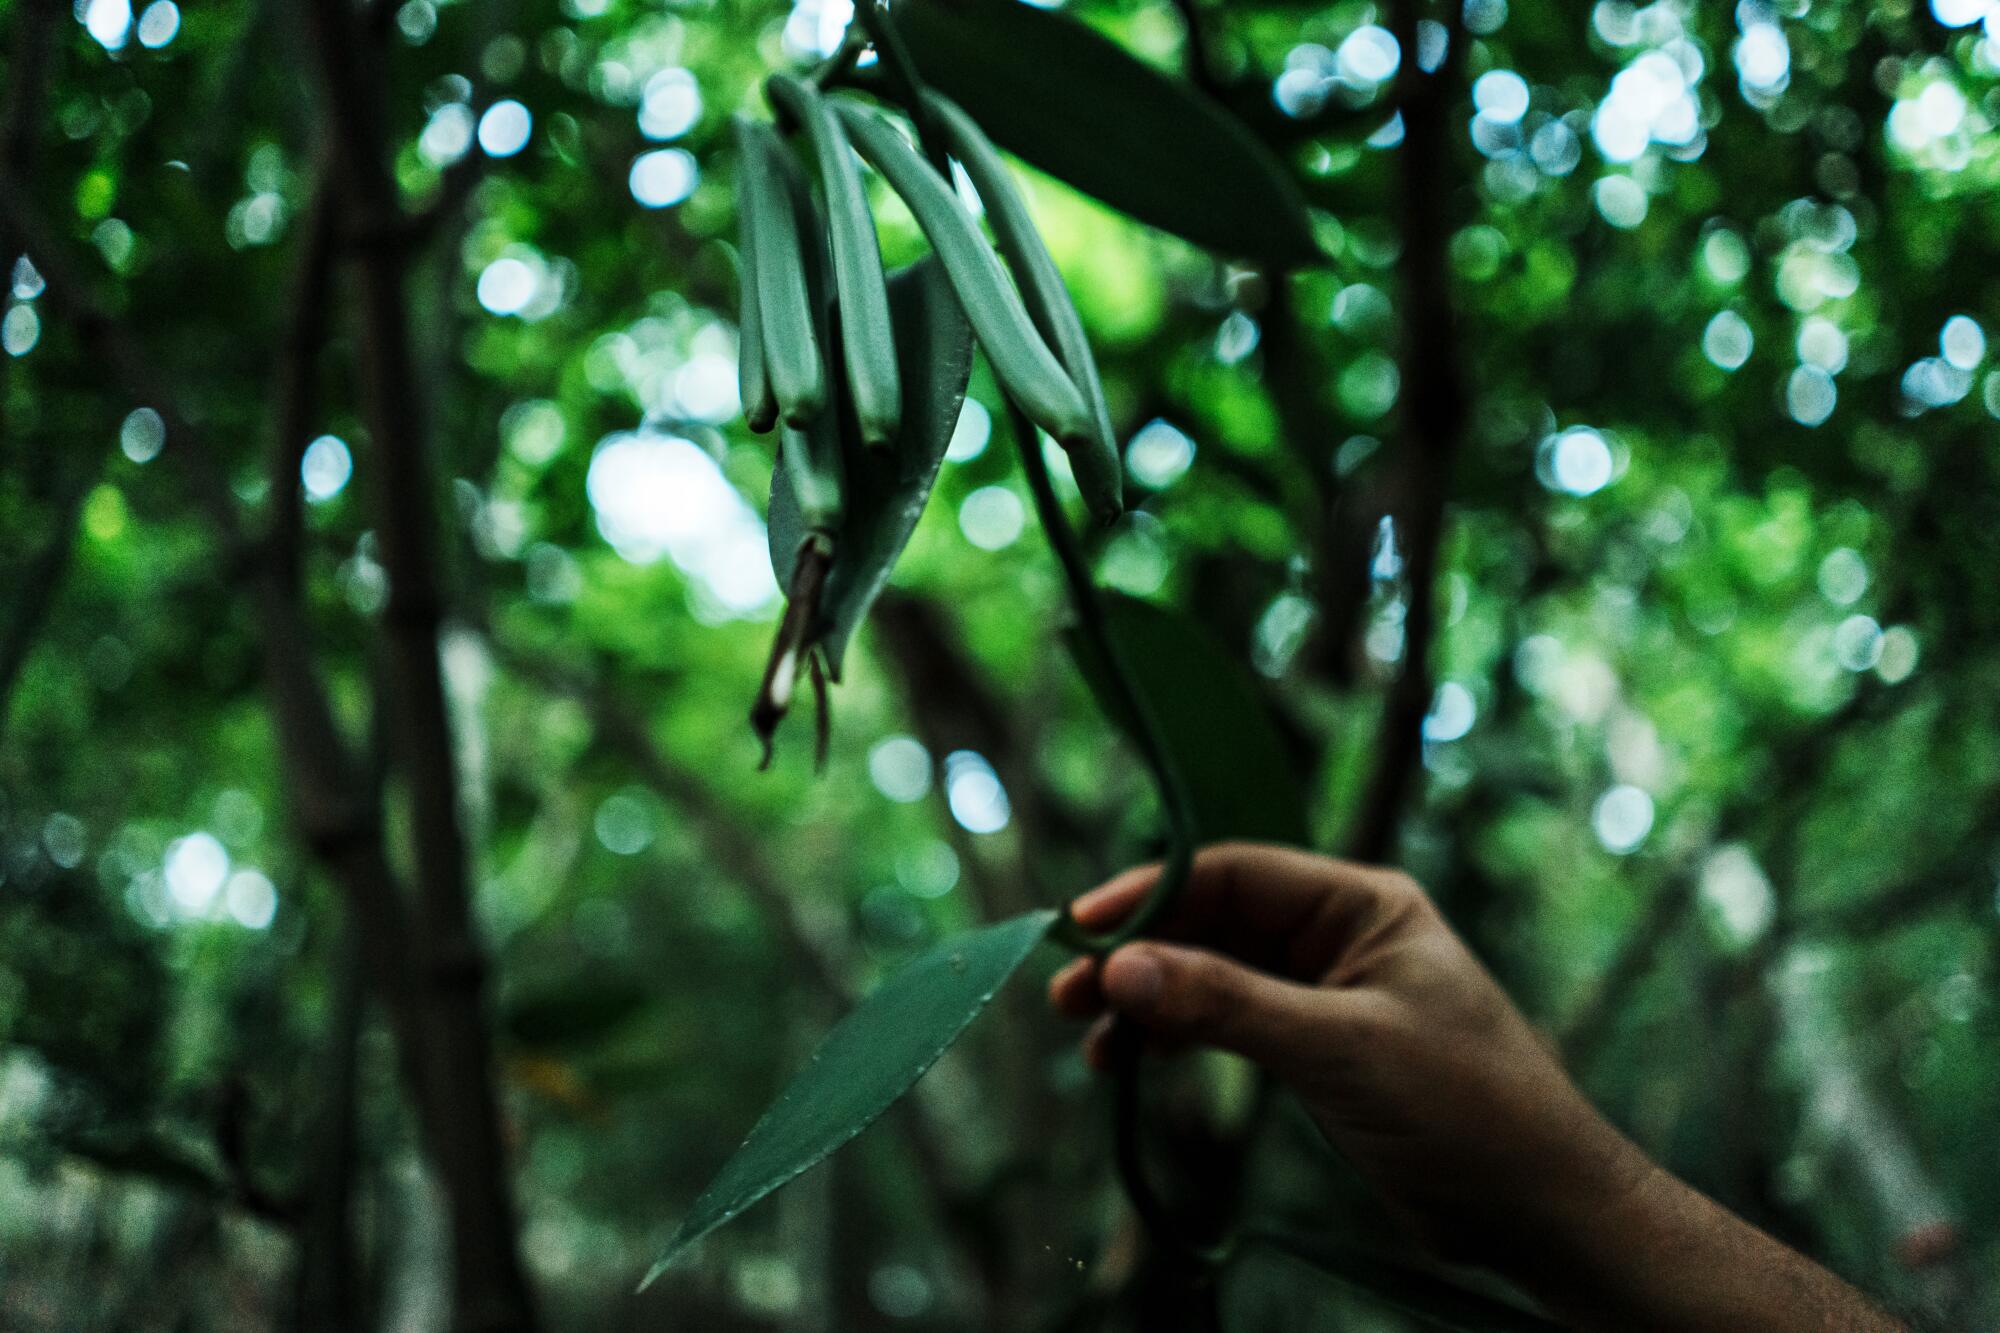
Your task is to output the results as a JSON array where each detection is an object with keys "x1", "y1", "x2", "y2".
[{"x1": 1047, "y1": 842, "x2": 1648, "y2": 1272}]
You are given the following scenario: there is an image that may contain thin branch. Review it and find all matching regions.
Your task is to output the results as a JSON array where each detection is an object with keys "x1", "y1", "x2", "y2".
[
  {"x1": 294, "y1": 923, "x2": 367, "y2": 1333},
  {"x1": 1797, "y1": 806, "x2": 2000, "y2": 938},
  {"x1": 0, "y1": 0, "x2": 59, "y2": 176},
  {"x1": 0, "y1": 185, "x2": 246, "y2": 538},
  {"x1": 1259, "y1": 277, "x2": 1380, "y2": 691},
  {"x1": 0, "y1": 0, "x2": 103, "y2": 695},
  {"x1": 1563, "y1": 686, "x2": 1921, "y2": 1062},
  {"x1": 1345, "y1": 0, "x2": 1470, "y2": 866},
  {"x1": 871, "y1": 591, "x2": 1101, "y2": 885},
  {"x1": 301, "y1": 0, "x2": 538, "y2": 1325},
  {"x1": 1559, "y1": 866, "x2": 1698, "y2": 1061},
  {"x1": 1167, "y1": 0, "x2": 1227, "y2": 101},
  {"x1": 855, "y1": 0, "x2": 953, "y2": 175},
  {"x1": 493, "y1": 641, "x2": 859, "y2": 1007},
  {"x1": 0, "y1": 470, "x2": 94, "y2": 745},
  {"x1": 1010, "y1": 404, "x2": 1198, "y2": 948},
  {"x1": 267, "y1": 168, "x2": 338, "y2": 594}
]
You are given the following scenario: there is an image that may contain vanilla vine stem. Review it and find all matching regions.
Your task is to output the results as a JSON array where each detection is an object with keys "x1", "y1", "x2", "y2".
[{"x1": 834, "y1": 0, "x2": 1210, "y2": 1258}]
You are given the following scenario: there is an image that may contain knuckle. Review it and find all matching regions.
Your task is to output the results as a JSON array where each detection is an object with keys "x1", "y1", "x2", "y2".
[
  {"x1": 1374, "y1": 868, "x2": 1423, "y2": 904},
  {"x1": 1329, "y1": 992, "x2": 1403, "y2": 1058}
]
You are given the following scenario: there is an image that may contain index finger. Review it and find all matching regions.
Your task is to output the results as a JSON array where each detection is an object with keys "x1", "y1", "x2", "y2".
[{"x1": 1068, "y1": 842, "x2": 1410, "y2": 981}]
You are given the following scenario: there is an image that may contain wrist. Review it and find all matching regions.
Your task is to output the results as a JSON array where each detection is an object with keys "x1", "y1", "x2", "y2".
[
  {"x1": 1477, "y1": 1111, "x2": 1665, "y2": 1312},
  {"x1": 1495, "y1": 1131, "x2": 1907, "y2": 1332}
]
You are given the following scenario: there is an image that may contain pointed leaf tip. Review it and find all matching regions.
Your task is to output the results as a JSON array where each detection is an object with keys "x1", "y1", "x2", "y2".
[{"x1": 643, "y1": 909, "x2": 1057, "y2": 1280}]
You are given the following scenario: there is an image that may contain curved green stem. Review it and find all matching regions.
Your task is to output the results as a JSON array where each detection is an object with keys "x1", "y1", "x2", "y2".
[
  {"x1": 857, "y1": 6, "x2": 1202, "y2": 934},
  {"x1": 1107, "y1": 1020, "x2": 1236, "y2": 1270},
  {"x1": 852, "y1": 0, "x2": 953, "y2": 176},
  {"x1": 864, "y1": 14, "x2": 1212, "y2": 1261},
  {"x1": 807, "y1": 26, "x2": 865, "y2": 89},
  {"x1": 1009, "y1": 401, "x2": 1199, "y2": 954}
]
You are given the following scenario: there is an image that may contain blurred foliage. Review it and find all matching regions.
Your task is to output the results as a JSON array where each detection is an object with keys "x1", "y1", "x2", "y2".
[{"x1": 3, "y1": 0, "x2": 1999, "y2": 1327}]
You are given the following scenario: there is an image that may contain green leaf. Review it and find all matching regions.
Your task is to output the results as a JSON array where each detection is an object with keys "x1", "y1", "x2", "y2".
[
  {"x1": 641, "y1": 909, "x2": 1056, "y2": 1285},
  {"x1": 770, "y1": 257, "x2": 976, "y2": 677},
  {"x1": 1070, "y1": 594, "x2": 1310, "y2": 846},
  {"x1": 893, "y1": 0, "x2": 1320, "y2": 265},
  {"x1": 1222, "y1": 1232, "x2": 1565, "y2": 1333}
]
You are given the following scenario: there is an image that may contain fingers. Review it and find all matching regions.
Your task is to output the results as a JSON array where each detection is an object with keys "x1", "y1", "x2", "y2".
[
  {"x1": 1067, "y1": 842, "x2": 1416, "y2": 979},
  {"x1": 1093, "y1": 940, "x2": 1339, "y2": 1075},
  {"x1": 1047, "y1": 955, "x2": 1102, "y2": 1019},
  {"x1": 1067, "y1": 862, "x2": 1160, "y2": 931}
]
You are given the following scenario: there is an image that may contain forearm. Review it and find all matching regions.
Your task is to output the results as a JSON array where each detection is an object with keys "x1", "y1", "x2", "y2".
[{"x1": 1504, "y1": 1149, "x2": 1904, "y2": 1333}]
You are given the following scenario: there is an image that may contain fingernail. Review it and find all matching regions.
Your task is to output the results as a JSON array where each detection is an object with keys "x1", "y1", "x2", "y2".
[{"x1": 1104, "y1": 950, "x2": 1164, "y2": 1010}]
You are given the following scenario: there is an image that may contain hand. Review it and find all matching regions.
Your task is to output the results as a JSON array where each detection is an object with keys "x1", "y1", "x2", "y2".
[
  {"x1": 1048, "y1": 844, "x2": 1906, "y2": 1331},
  {"x1": 1047, "y1": 842, "x2": 1642, "y2": 1269}
]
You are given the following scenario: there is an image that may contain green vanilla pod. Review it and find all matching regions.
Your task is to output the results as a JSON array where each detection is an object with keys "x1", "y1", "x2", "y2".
[
  {"x1": 741, "y1": 121, "x2": 827, "y2": 427},
  {"x1": 925, "y1": 92, "x2": 1123, "y2": 522},
  {"x1": 729, "y1": 116, "x2": 780, "y2": 434},
  {"x1": 766, "y1": 73, "x2": 901, "y2": 450},
  {"x1": 832, "y1": 99, "x2": 1096, "y2": 455}
]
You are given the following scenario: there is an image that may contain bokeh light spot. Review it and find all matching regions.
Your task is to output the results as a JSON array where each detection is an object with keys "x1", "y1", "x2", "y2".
[
  {"x1": 630, "y1": 149, "x2": 698, "y2": 208},
  {"x1": 225, "y1": 870, "x2": 277, "y2": 929},
  {"x1": 640, "y1": 68, "x2": 702, "y2": 140},
  {"x1": 1423, "y1": 681, "x2": 1477, "y2": 742},
  {"x1": 868, "y1": 736, "x2": 933, "y2": 803},
  {"x1": 1786, "y1": 366, "x2": 1837, "y2": 426},
  {"x1": 1473, "y1": 70, "x2": 1530, "y2": 124},
  {"x1": 164, "y1": 832, "x2": 229, "y2": 916},
  {"x1": 478, "y1": 100, "x2": 533, "y2": 157},
  {"x1": 302, "y1": 434, "x2": 353, "y2": 502},
  {"x1": 1702, "y1": 311, "x2": 1753, "y2": 370},
  {"x1": 945, "y1": 399, "x2": 991, "y2": 462},
  {"x1": 1593, "y1": 785, "x2": 1655, "y2": 854},
  {"x1": 1125, "y1": 419, "x2": 1196, "y2": 489},
  {"x1": 136, "y1": 0, "x2": 178, "y2": 48},
  {"x1": 944, "y1": 751, "x2": 1010, "y2": 834},
  {"x1": 120, "y1": 407, "x2": 166, "y2": 463},
  {"x1": 959, "y1": 486, "x2": 1026, "y2": 550}
]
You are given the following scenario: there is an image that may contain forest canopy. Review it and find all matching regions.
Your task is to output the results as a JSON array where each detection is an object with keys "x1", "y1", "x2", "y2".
[{"x1": 1, "y1": 0, "x2": 1998, "y2": 1327}]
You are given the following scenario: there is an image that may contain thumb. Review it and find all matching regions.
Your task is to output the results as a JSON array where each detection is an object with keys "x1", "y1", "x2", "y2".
[{"x1": 1099, "y1": 941, "x2": 1335, "y2": 1074}]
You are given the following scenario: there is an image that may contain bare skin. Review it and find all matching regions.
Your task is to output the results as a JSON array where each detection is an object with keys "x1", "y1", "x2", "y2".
[{"x1": 1049, "y1": 842, "x2": 1905, "y2": 1332}]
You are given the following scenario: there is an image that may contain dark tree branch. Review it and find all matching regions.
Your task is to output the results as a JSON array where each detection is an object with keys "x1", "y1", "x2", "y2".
[
  {"x1": 0, "y1": 185, "x2": 246, "y2": 533},
  {"x1": 300, "y1": 0, "x2": 537, "y2": 1327},
  {"x1": 493, "y1": 642, "x2": 859, "y2": 1007},
  {"x1": 0, "y1": 0, "x2": 95, "y2": 721},
  {"x1": 1167, "y1": 0, "x2": 1228, "y2": 101},
  {"x1": 267, "y1": 169, "x2": 338, "y2": 595},
  {"x1": 294, "y1": 924, "x2": 368, "y2": 1333},
  {"x1": 1240, "y1": 97, "x2": 1379, "y2": 146},
  {"x1": 1259, "y1": 277, "x2": 1381, "y2": 693},
  {"x1": 1559, "y1": 864, "x2": 1699, "y2": 1062},
  {"x1": 0, "y1": 469, "x2": 93, "y2": 745},
  {"x1": 0, "y1": 0, "x2": 58, "y2": 177},
  {"x1": 1346, "y1": 0, "x2": 1470, "y2": 866}
]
